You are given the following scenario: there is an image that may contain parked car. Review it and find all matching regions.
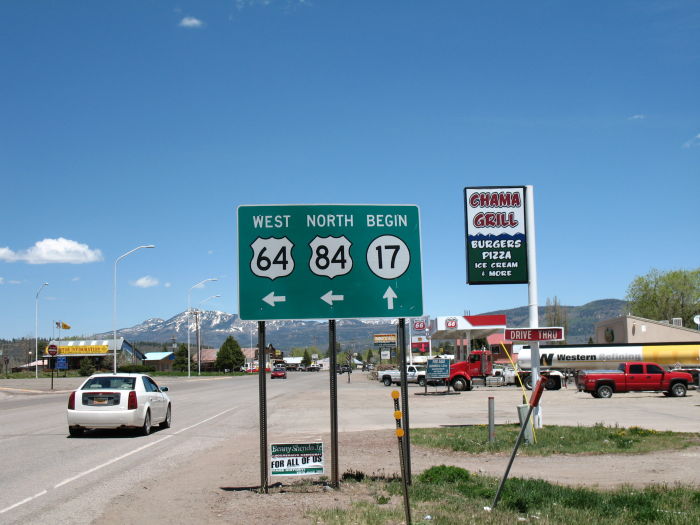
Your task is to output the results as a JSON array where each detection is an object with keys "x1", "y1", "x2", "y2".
[
  {"x1": 67, "y1": 373, "x2": 171, "y2": 436},
  {"x1": 271, "y1": 367, "x2": 287, "y2": 379},
  {"x1": 576, "y1": 362, "x2": 693, "y2": 398},
  {"x1": 336, "y1": 364, "x2": 352, "y2": 374},
  {"x1": 379, "y1": 365, "x2": 426, "y2": 387}
]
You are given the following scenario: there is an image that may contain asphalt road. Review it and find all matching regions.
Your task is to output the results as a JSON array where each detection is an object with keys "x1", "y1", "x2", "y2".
[{"x1": 0, "y1": 372, "x2": 698, "y2": 524}]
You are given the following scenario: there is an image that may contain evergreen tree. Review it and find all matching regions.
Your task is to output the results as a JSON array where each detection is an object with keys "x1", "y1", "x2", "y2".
[
  {"x1": 302, "y1": 349, "x2": 311, "y2": 367},
  {"x1": 173, "y1": 343, "x2": 191, "y2": 372},
  {"x1": 216, "y1": 336, "x2": 245, "y2": 372}
]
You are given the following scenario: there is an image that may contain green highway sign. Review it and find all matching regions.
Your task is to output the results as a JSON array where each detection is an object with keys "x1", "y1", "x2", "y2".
[{"x1": 237, "y1": 204, "x2": 423, "y2": 321}]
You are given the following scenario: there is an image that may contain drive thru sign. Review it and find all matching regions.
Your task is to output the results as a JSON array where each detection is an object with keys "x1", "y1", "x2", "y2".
[
  {"x1": 505, "y1": 327, "x2": 564, "y2": 342},
  {"x1": 237, "y1": 205, "x2": 423, "y2": 320}
]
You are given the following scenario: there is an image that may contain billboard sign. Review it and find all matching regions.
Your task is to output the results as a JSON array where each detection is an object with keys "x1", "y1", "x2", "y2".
[
  {"x1": 374, "y1": 333, "x2": 397, "y2": 347},
  {"x1": 464, "y1": 187, "x2": 528, "y2": 284}
]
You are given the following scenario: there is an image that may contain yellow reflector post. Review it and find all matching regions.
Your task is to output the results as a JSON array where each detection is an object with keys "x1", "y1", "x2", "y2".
[
  {"x1": 391, "y1": 390, "x2": 400, "y2": 399},
  {"x1": 394, "y1": 410, "x2": 402, "y2": 420},
  {"x1": 396, "y1": 428, "x2": 405, "y2": 438}
]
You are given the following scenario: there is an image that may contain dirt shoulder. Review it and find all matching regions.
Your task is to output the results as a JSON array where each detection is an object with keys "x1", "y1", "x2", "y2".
[{"x1": 94, "y1": 428, "x2": 700, "y2": 525}]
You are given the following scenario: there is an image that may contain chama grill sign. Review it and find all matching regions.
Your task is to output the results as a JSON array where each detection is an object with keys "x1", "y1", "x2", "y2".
[{"x1": 464, "y1": 186, "x2": 529, "y2": 285}]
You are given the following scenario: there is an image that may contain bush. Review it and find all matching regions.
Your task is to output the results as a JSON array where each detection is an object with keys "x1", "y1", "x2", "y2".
[
  {"x1": 79, "y1": 358, "x2": 96, "y2": 376},
  {"x1": 118, "y1": 364, "x2": 156, "y2": 373}
]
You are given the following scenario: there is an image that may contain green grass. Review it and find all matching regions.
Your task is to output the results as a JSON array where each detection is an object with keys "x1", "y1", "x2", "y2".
[
  {"x1": 311, "y1": 466, "x2": 700, "y2": 524},
  {"x1": 411, "y1": 424, "x2": 700, "y2": 455}
]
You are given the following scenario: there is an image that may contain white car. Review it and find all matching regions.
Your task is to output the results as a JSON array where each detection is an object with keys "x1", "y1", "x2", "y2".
[{"x1": 67, "y1": 373, "x2": 171, "y2": 436}]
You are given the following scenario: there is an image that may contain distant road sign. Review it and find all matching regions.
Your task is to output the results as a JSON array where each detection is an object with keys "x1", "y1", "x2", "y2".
[
  {"x1": 56, "y1": 356, "x2": 68, "y2": 370},
  {"x1": 238, "y1": 205, "x2": 423, "y2": 320},
  {"x1": 505, "y1": 327, "x2": 564, "y2": 342},
  {"x1": 427, "y1": 358, "x2": 450, "y2": 379},
  {"x1": 47, "y1": 344, "x2": 58, "y2": 356}
]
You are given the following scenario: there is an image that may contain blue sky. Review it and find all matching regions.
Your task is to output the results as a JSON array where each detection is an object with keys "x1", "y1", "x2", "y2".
[{"x1": 1, "y1": 1, "x2": 698, "y2": 340}]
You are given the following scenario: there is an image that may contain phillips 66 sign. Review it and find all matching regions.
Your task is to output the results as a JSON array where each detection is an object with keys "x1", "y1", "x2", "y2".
[{"x1": 464, "y1": 186, "x2": 529, "y2": 285}]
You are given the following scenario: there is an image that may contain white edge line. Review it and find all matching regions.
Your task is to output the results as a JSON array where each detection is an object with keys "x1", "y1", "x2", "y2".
[
  {"x1": 0, "y1": 490, "x2": 48, "y2": 514},
  {"x1": 54, "y1": 435, "x2": 174, "y2": 489},
  {"x1": 173, "y1": 407, "x2": 236, "y2": 435},
  {"x1": 2, "y1": 406, "x2": 238, "y2": 515},
  {"x1": 55, "y1": 406, "x2": 237, "y2": 489}
]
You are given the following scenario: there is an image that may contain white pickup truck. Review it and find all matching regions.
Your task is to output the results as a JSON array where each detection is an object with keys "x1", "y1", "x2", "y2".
[{"x1": 378, "y1": 365, "x2": 426, "y2": 387}]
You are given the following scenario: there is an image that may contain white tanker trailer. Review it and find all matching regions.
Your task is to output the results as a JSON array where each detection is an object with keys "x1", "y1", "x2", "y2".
[{"x1": 513, "y1": 342, "x2": 700, "y2": 389}]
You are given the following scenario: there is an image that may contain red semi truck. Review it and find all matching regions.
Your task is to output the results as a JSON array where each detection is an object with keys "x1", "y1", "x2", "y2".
[{"x1": 575, "y1": 362, "x2": 693, "y2": 398}]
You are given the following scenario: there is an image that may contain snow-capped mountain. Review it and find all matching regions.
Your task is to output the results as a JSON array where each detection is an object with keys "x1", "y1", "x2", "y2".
[{"x1": 92, "y1": 311, "x2": 398, "y2": 350}]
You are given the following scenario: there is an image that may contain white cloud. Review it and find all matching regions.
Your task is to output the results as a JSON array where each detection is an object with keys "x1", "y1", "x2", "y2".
[
  {"x1": 132, "y1": 275, "x2": 159, "y2": 288},
  {"x1": 683, "y1": 133, "x2": 700, "y2": 148},
  {"x1": 8, "y1": 280, "x2": 22, "y2": 285},
  {"x1": 164, "y1": 282, "x2": 172, "y2": 288},
  {"x1": 179, "y1": 16, "x2": 204, "y2": 28},
  {"x1": 72, "y1": 277, "x2": 80, "y2": 282},
  {"x1": 628, "y1": 114, "x2": 646, "y2": 120},
  {"x1": 0, "y1": 277, "x2": 4, "y2": 284},
  {"x1": 0, "y1": 238, "x2": 103, "y2": 264}
]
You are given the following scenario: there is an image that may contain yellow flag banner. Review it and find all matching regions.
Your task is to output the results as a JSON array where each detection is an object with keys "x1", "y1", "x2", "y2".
[{"x1": 56, "y1": 321, "x2": 71, "y2": 330}]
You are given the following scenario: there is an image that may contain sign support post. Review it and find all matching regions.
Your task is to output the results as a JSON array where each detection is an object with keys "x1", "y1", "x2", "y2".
[
  {"x1": 329, "y1": 320, "x2": 339, "y2": 489},
  {"x1": 258, "y1": 321, "x2": 268, "y2": 494},
  {"x1": 397, "y1": 318, "x2": 411, "y2": 484},
  {"x1": 525, "y1": 185, "x2": 542, "y2": 428}
]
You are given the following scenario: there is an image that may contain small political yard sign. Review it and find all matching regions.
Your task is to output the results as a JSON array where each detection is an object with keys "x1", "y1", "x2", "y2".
[
  {"x1": 270, "y1": 443, "x2": 324, "y2": 476},
  {"x1": 427, "y1": 358, "x2": 451, "y2": 380}
]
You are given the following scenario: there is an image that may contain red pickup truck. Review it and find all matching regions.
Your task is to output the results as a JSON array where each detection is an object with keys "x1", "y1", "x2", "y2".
[{"x1": 576, "y1": 362, "x2": 692, "y2": 398}]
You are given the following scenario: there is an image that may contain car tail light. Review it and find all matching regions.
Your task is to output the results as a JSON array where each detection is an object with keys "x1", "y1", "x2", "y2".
[
  {"x1": 68, "y1": 391, "x2": 75, "y2": 410},
  {"x1": 128, "y1": 391, "x2": 137, "y2": 410}
]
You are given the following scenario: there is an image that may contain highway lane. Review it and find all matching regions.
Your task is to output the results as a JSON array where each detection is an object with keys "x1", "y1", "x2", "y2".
[{"x1": 0, "y1": 373, "x2": 308, "y2": 525}]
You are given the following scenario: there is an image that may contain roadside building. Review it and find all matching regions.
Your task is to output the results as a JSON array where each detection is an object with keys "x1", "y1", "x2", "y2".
[
  {"x1": 193, "y1": 348, "x2": 218, "y2": 372},
  {"x1": 143, "y1": 352, "x2": 175, "y2": 372},
  {"x1": 44, "y1": 338, "x2": 143, "y2": 370},
  {"x1": 595, "y1": 315, "x2": 700, "y2": 345}
]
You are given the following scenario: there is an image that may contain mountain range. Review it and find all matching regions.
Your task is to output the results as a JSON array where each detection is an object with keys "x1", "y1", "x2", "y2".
[{"x1": 93, "y1": 298, "x2": 626, "y2": 351}]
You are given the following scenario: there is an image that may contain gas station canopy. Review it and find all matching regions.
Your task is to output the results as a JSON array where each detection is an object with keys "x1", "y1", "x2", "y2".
[{"x1": 430, "y1": 315, "x2": 507, "y2": 340}]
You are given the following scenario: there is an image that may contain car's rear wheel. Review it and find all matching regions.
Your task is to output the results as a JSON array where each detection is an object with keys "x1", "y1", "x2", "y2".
[
  {"x1": 596, "y1": 384, "x2": 613, "y2": 399},
  {"x1": 383, "y1": 377, "x2": 392, "y2": 387},
  {"x1": 160, "y1": 405, "x2": 172, "y2": 429},
  {"x1": 418, "y1": 377, "x2": 426, "y2": 387},
  {"x1": 141, "y1": 410, "x2": 152, "y2": 436},
  {"x1": 68, "y1": 426, "x2": 84, "y2": 437}
]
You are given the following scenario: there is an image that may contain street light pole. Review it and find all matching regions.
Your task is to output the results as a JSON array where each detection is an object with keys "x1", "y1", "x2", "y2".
[
  {"x1": 187, "y1": 278, "x2": 217, "y2": 378},
  {"x1": 35, "y1": 282, "x2": 48, "y2": 379},
  {"x1": 198, "y1": 294, "x2": 221, "y2": 375},
  {"x1": 113, "y1": 245, "x2": 155, "y2": 374}
]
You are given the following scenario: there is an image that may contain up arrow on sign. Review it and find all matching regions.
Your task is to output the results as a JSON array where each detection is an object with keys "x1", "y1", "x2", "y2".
[{"x1": 383, "y1": 286, "x2": 397, "y2": 309}]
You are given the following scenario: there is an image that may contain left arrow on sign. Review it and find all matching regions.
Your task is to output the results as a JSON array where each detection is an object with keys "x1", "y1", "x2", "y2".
[
  {"x1": 321, "y1": 291, "x2": 344, "y2": 306},
  {"x1": 263, "y1": 292, "x2": 286, "y2": 306}
]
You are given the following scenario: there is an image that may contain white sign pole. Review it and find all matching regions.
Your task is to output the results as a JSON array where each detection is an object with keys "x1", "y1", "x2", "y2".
[{"x1": 525, "y1": 185, "x2": 542, "y2": 428}]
